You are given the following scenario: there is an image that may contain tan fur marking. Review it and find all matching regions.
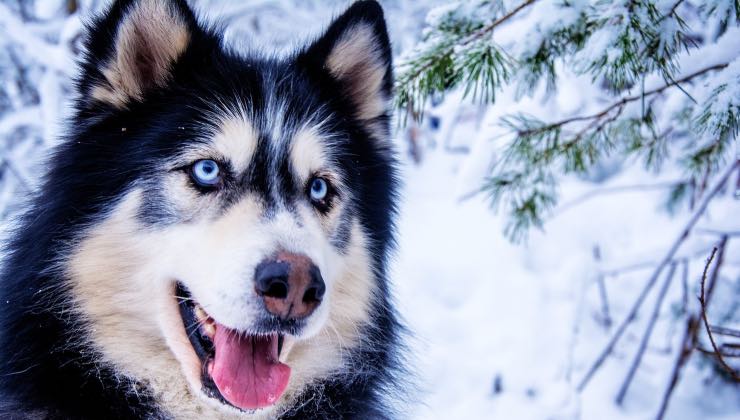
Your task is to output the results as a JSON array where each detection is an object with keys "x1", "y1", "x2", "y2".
[
  {"x1": 212, "y1": 116, "x2": 259, "y2": 174},
  {"x1": 290, "y1": 127, "x2": 327, "y2": 180},
  {"x1": 66, "y1": 192, "x2": 222, "y2": 418},
  {"x1": 91, "y1": 0, "x2": 190, "y2": 108},
  {"x1": 325, "y1": 24, "x2": 387, "y2": 122}
]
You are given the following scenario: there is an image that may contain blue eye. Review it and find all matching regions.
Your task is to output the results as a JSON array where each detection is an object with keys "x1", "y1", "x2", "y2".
[
  {"x1": 191, "y1": 159, "x2": 221, "y2": 187},
  {"x1": 310, "y1": 177, "x2": 328, "y2": 201}
]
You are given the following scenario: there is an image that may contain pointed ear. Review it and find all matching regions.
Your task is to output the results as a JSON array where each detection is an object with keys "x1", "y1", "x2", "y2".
[
  {"x1": 299, "y1": 1, "x2": 393, "y2": 131},
  {"x1": 79, "y1": 0, "x2": 198, "y2": 109}
]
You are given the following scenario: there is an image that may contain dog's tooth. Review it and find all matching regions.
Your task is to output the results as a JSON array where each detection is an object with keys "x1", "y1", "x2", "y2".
[
  {"x1": 203, "y1": 321, "x2": 216, "y2": 338},
  {"x1": 279, "y1": 336, "x2": 295, "y2": 363}
]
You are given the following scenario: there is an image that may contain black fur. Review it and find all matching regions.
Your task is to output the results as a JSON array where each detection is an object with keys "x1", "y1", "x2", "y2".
[{"x1": 0, "y1": 1, "x2": 402, "y2": 418}]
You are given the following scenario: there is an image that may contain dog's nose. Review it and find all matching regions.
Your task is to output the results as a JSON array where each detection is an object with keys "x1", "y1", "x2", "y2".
[{"x1": 254, "y1": 252, "x2": 325, "y2": 320}]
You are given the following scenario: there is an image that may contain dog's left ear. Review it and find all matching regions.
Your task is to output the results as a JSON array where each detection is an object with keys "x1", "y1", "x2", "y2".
[{"x1": 299, "y1": 1, "x2": 393, "y2": 131}]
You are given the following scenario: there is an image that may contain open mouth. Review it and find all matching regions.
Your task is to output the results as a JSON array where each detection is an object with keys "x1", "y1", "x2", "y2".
[{"x1": 175, "y1": 283, "x2": 291, "y2": 411}]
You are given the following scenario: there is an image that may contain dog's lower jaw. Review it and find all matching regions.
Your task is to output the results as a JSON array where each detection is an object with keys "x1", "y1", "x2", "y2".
[{"x1": 175, "y1": 284, "x2": 293, "y2": 412}]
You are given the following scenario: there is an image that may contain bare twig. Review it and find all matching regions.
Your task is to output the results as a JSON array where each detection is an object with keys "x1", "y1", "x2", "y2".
[
  {"x1": 697, "y1": 346, "x2": 740, "y2": 358},
  {"x1": 443, "y1": 109, "x2": 471, "y2": 155},
  {"x1": 593, "y1": 246, "x2": 612, "y2": 328},
  {"x1": 599, "y1": 244, "x2": 722, "y2": 278},
  {"x1": 554, "y1": 180, "x2": 686, "y2": 217},
  {"x1": 710, "y1": 325, "x2": 740, "y2": 339},
  {"x1": 694, "y1": 228, "x2": 740, "y2": 237},
  {"x1": 0, "y1": 158, "x2": 31, "y2": 192},
  {"x1": 600, "y1": 260, "x2": 660, "y2": 277},
  {"x1": 595, "y1": 274, "x2": 612, "y2": 328},
  {"x1": 655, "y1": 236, "x2": 731, "y2": 418},
  {"x1": 698, "y1": 245, "x2": 719, "y2": 306},
  {"x1": 721, "y1": 344, "x2": 740, "y2": 358},
  {"x1": 680, "y1": 259, "x2": 689, "y2": 315},
  {"x1": 655, "y1": 314, "x2": 700, "y2": 419},
  {"x1": 577, "y1": 159, "x2": 740, "y2": 392},
  {"x1": 0, "y1": 3, "x2": 74, "y2": 75},
  {"x1": 616, "y1": 262, "x2": 678, "y2": 405},
  {"x1": 698, "y1": 238, "x2": 738, "y2": 380}
]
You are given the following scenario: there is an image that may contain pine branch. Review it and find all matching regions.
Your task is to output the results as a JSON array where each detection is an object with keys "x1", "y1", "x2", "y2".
[
  {"x1": 396, "y1": 0, "x2": 539, "y2": 116},
  {"x1": 487, "y1": 63, "x2": 732, "y2": 239},
  {"x1": 466, "y1": 0, "x2": 539, "y2": 41},
  {"x1": 517, "y1": 63, "x2": 729, "y2": 139},
  {"x1": 401, "y1": 0, "x2": 538, "y2": 86},
  {"x1": 659, "y1": 0, "x2": 685, "y2": 22}
]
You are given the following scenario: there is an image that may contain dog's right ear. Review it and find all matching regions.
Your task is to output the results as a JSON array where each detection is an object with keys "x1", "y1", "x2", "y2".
[{"x1": 78, "y1": 0, "x2": 199, "y2": 110}]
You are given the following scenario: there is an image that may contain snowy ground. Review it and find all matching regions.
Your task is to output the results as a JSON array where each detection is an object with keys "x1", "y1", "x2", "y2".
[
  {"x1": 1, "y1": 1, "x2": 739, "y2": 419},
  {"x1": 394, "y1": 144, "x2": 740, "y2": 419}
]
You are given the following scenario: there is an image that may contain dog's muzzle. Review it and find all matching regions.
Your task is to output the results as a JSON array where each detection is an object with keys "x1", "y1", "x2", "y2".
[{"x1": 175, "y1": 252, "x2": 326, "y2": 412}]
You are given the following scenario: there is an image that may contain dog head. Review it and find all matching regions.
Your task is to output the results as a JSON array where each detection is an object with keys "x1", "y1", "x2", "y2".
[{"x1": 64, "y1": 0, "x2": 396, "y2": 416}]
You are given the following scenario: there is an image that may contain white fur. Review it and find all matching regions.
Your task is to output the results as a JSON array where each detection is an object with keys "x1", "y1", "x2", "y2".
[
  {"x1": 212, "y1": 116, "x2": 259, "y2": 173},
  {"x1": 290, "y1": 127, "x2": 327, "y2": 181}
]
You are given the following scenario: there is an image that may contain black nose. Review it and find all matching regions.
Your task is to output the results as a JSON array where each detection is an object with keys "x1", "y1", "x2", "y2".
[
  {"x1": 254, "y1": 253, "x2": 325, "y2": 320},
  {"x1": 254, "y1": 261, "x2": 291, "y2": 299}
]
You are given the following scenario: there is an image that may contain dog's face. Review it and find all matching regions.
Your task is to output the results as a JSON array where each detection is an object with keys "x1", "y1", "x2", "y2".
[{"x1": 64, "y1": 0, "x2": 395, "y2": 416}]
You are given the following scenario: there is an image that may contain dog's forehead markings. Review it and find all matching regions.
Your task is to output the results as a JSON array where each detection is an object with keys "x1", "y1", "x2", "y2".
[
  {"x1": 211, "y1": 115, "x2": 258, "y2": 173},
  {"x1": 262, "y1": 92, "x2": 292, "y2": 159},
  {"x1": 290, "y1": 127, "x2": 327, "y2": 178}
]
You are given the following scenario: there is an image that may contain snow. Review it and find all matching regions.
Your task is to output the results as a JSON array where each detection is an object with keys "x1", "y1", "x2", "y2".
[
  {"x1": 695, "y1": 56, "x2": 740, "y2": 137},
  {"x1": 396, "y1": 149, "x2": 740, "y2": 420},
  {"x1": 1, "y1": 1, "x2": 739, "y2": 419}
]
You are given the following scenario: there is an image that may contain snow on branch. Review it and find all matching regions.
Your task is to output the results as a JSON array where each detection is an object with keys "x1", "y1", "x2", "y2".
[{"x1": 397, "y1": 0, "x2": 740, "y2": 241}]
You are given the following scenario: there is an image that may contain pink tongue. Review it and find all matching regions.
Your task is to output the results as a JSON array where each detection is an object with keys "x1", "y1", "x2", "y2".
[{"x1": 209, "y1": 325, "x2": 291, "y2": 410}]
